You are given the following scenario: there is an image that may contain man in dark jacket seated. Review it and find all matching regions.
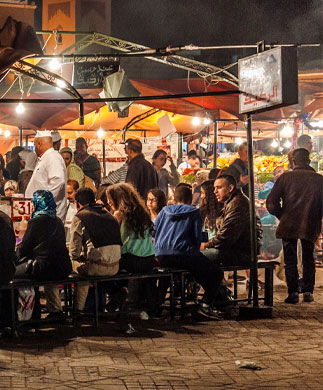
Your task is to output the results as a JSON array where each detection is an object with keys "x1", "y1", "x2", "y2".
[
  {"x1": 201, "y1": 174, "x2": 262, "y2": 266},
  {"x1": 15, "y1": 190, "x2": 72, "y2": 319}
]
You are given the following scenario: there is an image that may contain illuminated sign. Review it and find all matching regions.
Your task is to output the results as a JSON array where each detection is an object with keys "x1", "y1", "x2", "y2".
[{"x1": 239, "y1": 47, "x2": 298, "y2": 114}]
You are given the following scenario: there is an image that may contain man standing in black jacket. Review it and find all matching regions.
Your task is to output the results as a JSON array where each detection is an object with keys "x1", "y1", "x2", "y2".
[
  {"x1": 267, "y1": 148, "x2": 323, "y2": 304},
  {"x1": 225, "y1": 142, "x2": 249, "y2": 196},
  {"x1": 125, "y1": 139, "x2": 158, "y2": 200}
]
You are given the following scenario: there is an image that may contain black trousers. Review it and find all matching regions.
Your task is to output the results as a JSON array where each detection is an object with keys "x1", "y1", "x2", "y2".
[
  {"x1": 119, "y1": 253, "x2": 157, "y2": 312},
  {"x1": 282, "y1": 238, "x2": 315, "y2": 294},
  {"x1": 157, "y1": 254, "x2": 224, "y2": 305}
]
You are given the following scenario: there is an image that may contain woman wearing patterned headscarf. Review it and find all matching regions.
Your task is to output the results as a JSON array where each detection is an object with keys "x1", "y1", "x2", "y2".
[{"x1": 15, "y1": 190, "x2": 71, "y2": 281}]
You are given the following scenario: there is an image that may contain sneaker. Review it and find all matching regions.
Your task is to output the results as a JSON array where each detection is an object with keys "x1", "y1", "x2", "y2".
[
  {"x1": 303, "y1": 292, "x2": 314, "y2": 302},
  {"x1": 197, "y1": 303, "x2": 223, "y2": 320},
  {"x1": 284, "y1": 292, "x2": 299, "y2": 304},
  {"x1": 139, "y1": 311, "x2": 149, "y2": 320},
  {"x1": 106, "y1": 287, "x2": 128, "y2": 313}
]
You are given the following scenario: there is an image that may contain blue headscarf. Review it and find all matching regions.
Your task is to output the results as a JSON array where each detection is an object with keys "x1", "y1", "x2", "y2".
[{"x1": 31, "y1": 190, "x2": 57, "y2": 219}]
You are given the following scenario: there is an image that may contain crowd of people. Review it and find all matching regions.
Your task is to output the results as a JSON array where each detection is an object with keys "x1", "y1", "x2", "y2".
[{"x1": 0, "y1": 131, "x2": 322, "y2": 326}]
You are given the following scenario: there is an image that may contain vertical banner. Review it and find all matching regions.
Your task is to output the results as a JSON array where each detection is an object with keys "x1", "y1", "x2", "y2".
[{"x1": 42, "y1": 0, "x2": 75, "y2": 54}]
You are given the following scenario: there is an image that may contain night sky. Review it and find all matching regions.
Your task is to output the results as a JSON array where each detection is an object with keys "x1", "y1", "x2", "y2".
[
  {"x1": 111, "y1": 0, "x2": 322, "y2": 68},
  {"x1": 112, "y1": 0, "x2": 322, "y2": 46}
]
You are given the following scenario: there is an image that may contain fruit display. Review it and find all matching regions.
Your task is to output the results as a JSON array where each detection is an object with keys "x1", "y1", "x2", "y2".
[
  {"x1": 216, "y1": 154, "x2": 289, "y2": 173},
  {"x1": 180, "y1": 168, "x2": 204, "y2": 184}
]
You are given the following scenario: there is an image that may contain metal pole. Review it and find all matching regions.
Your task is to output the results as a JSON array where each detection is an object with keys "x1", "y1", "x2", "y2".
[
  {"x1": 177, "y1": 132, "x2": 183, "y2": 166},
  {"x1": 0, "y1": 90, "x2": 238, "y2": 105},
  {"x1": 102, "y1": 139, "x2": 106, "y2": 176},
  {"x1": 79, "y1": 101, "x2": 84, "y2": 125},
  {"x1": 213, "y1": 120, "x2": 218, "y2": 168},
  {"x1": 199, "y1": 132, "x2": 203, "y2": 167},
  {"x1": 19, "y1": 126, "x2": 23, "y2": 147},
  {"x1": 246, "y1": 114, "x2": 259, "y2": 307}
]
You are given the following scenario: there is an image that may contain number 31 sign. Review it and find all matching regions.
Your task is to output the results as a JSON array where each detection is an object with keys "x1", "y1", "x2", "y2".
[{"x1": 12, "y1": 200, "x2": 33, "y2": 218}]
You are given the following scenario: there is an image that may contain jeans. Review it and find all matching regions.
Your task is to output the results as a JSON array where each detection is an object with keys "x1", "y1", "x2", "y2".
[
  {"x1": 157, "y1": 254, "x2": 224, "y2": 305},
  {"x1": 202, "y1": 248, "x2": 251, "y2": 266},
  {"x1": 282, "y1": 238, "x2": 315, "y2": 294}
]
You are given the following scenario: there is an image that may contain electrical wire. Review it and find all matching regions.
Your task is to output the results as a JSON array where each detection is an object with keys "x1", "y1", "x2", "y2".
[{"x1": 0, "y1": 77, "x2": 18, "y2": 99}]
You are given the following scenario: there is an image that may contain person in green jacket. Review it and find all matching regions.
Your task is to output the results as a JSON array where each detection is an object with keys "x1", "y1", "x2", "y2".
[{"x1": 106, "y1": 182, "x2": 157, "y2": 316}]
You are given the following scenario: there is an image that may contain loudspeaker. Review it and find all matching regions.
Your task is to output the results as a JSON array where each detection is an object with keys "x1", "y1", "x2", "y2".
[{"x1": 101, "y1": 69, "x2": 141, "y2": 113}]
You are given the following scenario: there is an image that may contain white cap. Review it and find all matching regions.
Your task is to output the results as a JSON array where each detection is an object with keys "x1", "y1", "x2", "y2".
[
  {"x1": 51, "y1": 131, "x2": 61, "y2": 143},
  {"x1": 35, "y1": 130, "x2": 52, "y2": 138}
]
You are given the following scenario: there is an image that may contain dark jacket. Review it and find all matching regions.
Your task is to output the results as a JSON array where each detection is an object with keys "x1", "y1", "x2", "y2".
[
  {"x1": 154, "y1": 204, "x2": 202, "y2": 256},
  {"x1": 17, "y1": 216, "x2": 72, "y2": 281},
  {"x1": 205, "y1": 189, "x2": 262, "y2": 254},
  {"x1": 126, "y1": 153, "x2": 158, "y2": 199},
  {"x1": 225, "y1": 158, "x2": 249, "y2": 196},
  {"x1": 0, "y1": 211, "x2": 16, "y2": 284},
  {"x1": 6, "y1": 158, "x2": 20, "y2": 181},
  {"x1": 266, "y1": 165, "x2": 323, "y2": 243},
  {"x1": 76, "y1": 204, "x2": 122, "y2": 248}
]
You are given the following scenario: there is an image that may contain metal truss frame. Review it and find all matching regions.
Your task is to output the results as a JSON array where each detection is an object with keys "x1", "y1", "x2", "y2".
[
  {"x1": 58, "y1": 32, "x2": 238, "y2": 86},
  {"x1": 11, "y1": 60, "x2": 82, "y2": 100}
]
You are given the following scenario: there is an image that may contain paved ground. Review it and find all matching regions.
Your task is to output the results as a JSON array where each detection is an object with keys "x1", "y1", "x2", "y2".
[{"x1": 1, "y1": 284, "x2": 323, "y2": 390}]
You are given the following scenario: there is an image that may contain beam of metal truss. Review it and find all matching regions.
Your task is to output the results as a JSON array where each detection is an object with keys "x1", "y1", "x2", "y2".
[
  {"x1": 11, "y1": 60, "x2": 82, "y2": 100},
  {"x1": 57, "y1": 32, "x2": 238, "y2": 86},
  {"x1": 124, "y1": 108, "x2": 160, "y2": 131},
  {"x1": 0, "y1": 89, "x2": 239, "y2": 104}
]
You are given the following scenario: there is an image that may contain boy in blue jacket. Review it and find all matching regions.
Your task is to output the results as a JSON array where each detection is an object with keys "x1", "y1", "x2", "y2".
[{"x1": 154, "y1": 185, "x2": 224, "y2": 319}]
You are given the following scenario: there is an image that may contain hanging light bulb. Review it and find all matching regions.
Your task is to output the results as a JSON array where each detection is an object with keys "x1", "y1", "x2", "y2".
[
  {"x1": 16, "y1": 102, "x2": 25, "y2": 114},
  {"x1": 192, "y1": 117, "x2": 201, "y2": 126},
  {"x1": 56, "y1": 79, "x2": 66, "y2": 89},
  {"x1": 283, "y1": 140, "x2": 291, "y2": 148},
  {"x1": 271, "y1": 139, "x2": 278, "y2": 148},
  {"x1": 4, "y1": 129, "x2": 10, "y2": 137},
  {"x1": 235, "y1": 137, "x2": 243, "y2": 145},
  {"x1": 97, "y1": 128, "x2": 104, "y2": 138},
  {"x1": 203, "y1": 117, "x2": 211, "y2": 125},
  {"x1": 49, "y1": 58, "x2": 61, "y2": 71},
  {"x1": 281, "y1": 124, "x2": 293, "y2": 137}
]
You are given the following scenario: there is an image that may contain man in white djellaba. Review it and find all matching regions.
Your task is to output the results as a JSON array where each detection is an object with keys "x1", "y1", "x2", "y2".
[
  {"x1": 25, "y1": 130, "x2": 68, "y2": 319},
  {"x1": 26, "y1": 130, "x2": 67, "y2": 222}
]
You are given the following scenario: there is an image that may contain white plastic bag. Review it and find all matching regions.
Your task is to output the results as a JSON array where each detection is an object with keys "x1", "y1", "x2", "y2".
[{"x1": 17, "y1": 287, "x2": 35, "y2": 321}]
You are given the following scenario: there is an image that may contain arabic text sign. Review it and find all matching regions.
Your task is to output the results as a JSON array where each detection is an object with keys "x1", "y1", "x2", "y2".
[
  {"x1": 73, "y1": 61, "x2": 119, "y2": 89},
  {"x1": 239, "y1": 47, "x2": 298, "y2": 114}
]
